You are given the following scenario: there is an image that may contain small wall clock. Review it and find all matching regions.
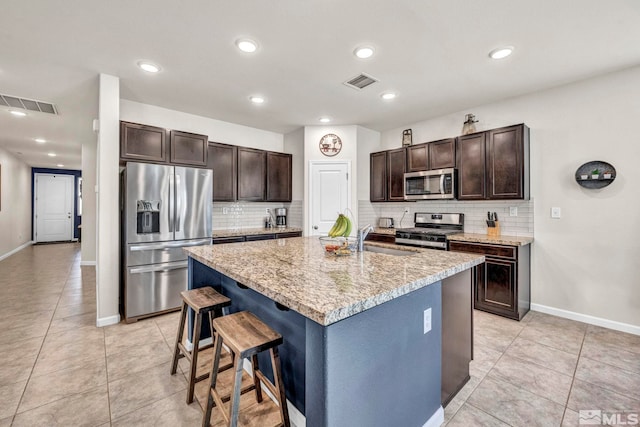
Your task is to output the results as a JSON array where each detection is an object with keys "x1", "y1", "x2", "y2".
[{"x1": 319, "y1": 134, "x2": 342, "y2": 157}]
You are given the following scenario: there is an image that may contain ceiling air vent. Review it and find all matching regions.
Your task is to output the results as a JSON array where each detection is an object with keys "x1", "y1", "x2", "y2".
[
  {"x1": 343, "y1": 73, "x2": 378, "y2": 90},
  {"x1": 0, "y1": 94, "x2": 58, "y2": 115}
]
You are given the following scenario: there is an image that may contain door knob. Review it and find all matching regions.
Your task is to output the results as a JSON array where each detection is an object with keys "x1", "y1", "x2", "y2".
[{"x1": 313, "y1": 225, "x2": 318, "y2": 230}]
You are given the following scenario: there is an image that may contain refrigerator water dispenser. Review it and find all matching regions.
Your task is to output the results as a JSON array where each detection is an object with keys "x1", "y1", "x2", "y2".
[{"x1": 136, "y1": 200, "x2": 160, "y2": 234}]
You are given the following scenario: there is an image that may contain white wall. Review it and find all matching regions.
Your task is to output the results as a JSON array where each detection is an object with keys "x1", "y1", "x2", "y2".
[
  {"x1": 356, "y1": 126, "x2": 381, "y2": 202},
  {"x1": 0, "y1": 147, "x2": 32, "y2": 259},
  {"x1": 120, "y1": 100, "x2": 283, "y2": 151},
  {"x1": 284, "y1": 127, "x2": 305, "y2": 201},
  {"x1": 379, "y1": 66, "x2": 640, "y2": 328},
  {"x1": 96, "y1": 74, "x2": 121, "y2": 326},
  {"x1": 80, "y1": 132, "x2": 97, "y2": 265},
  {"x1": 303, "y1": 126, "x2": 359, "y2": 235}
]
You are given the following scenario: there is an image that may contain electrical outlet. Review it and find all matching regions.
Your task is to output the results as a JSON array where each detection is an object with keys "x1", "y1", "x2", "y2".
[
  {"x1": 423, "y1": 308, "x2": 432, "y2": 334},
  {"x1": 551, "y1": 207, "x2": 561, "y2": 219},
  {"x1": 222, "y1": 207, "x2": 229, "y2": 215},
  {"x1": 404, "y1": 207, "x2": 410, "y2": 214},
  {"x1": 509, "y1": 207, "x2": 518, "y2": 217}
]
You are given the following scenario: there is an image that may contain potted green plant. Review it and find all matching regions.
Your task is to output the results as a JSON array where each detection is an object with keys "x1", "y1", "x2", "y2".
[{"x1": 591, "y1": 168, "x2": 600, "y2": 179}]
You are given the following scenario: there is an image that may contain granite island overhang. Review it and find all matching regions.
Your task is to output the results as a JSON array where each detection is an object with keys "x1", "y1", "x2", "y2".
[{"x1": 184, "y1": 237, "x2": 484, "y2": 427}]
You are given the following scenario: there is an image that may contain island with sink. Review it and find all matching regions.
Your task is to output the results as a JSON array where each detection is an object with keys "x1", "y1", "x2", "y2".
[{"x1": 184, "y1": 236, "x2": 484, "y2": 427}]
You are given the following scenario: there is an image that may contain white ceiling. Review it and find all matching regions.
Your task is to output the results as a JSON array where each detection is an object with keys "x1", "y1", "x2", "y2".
[{"x1": 1, "y1": 0, "x2": 639, "y2": 170}]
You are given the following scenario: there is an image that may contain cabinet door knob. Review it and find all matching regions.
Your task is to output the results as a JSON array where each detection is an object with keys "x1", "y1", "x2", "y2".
[{"x1": 313, "y1": 225, "x2": 318, "y2": 230}]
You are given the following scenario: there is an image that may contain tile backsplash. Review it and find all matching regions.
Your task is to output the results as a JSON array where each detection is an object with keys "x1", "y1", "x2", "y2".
[
  {"x1": 358, "y1": 199, "x2": 534, "y2": 236},
  {"x1": 212, "y1": 200, "x2": 303, "y2": 230}
]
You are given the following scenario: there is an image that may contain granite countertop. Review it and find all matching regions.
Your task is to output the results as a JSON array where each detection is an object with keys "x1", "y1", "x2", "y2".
[
  {"x1": 185, "y1": 237, "x2": 483, "y2": 326},
  {"x1": 371, "y1": 227, "x2": 396, "y2": 235},
  {"x1": 213, "y1": 227, "x2": 303, "y2": 238},
  {"x1": 447, "y1": 233, "x2": 534, "y2": 246}
]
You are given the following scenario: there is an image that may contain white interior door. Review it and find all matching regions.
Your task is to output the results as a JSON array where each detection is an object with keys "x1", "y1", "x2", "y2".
[
  {"x1": 309, "y1": 161, "x2": 350, "y2": 236},
  {"x1": 35, "y1": 174, "x2": 75, "y2": 242}
]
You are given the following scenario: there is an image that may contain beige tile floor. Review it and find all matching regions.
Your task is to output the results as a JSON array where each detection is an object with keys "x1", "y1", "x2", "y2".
[{"x1": 0, "y1": 243, "x2": 638, "y2": 426}]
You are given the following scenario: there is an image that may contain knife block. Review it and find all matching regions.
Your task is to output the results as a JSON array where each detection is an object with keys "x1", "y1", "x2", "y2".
[{"x1": 487, "y1": 221, "x2": 501, "y2": 237}]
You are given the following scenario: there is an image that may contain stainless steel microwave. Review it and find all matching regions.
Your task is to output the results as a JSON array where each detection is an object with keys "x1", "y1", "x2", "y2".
[{"x1": 404, "y1": 168, "x2": 456, "y2": 200}]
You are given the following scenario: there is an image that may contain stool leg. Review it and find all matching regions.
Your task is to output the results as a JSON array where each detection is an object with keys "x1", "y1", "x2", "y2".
[
  {"x1": 202, "y1": 334, "x2": 224, "y2": 427},
  {"x1": 251, "y1": 354, "x2": 263, "y2": 403},
  {"x1": 270, "y1": 347, "x2": 291, "y2": 427},
  {"x1": 228, "y1": 353, "x2": 244, "y2": 427},
  {"x1": 187, "y1": 311, "x2": 202, "y2": 404},
  {"x1": 170, "y1": 302, "x2": 187, "y2": 375}
]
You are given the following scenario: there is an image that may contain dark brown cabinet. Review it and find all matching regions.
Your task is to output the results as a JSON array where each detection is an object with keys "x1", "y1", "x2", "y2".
[
  {"x1": 407, "y1": 138, "x2": 456, "y2": 172},
  {"x1": 369, "y1": 148, "x2": 407, "y2": 202},
  {"x1": 212, "y1": 231, "x2": 302, "y2": 244},
  {"x1": 207, "y1": 142, "x2": 237, "y2": 202},
  {"x1": 237, "y1": 147, "x2": 266, "y2": 201},
  {"x1": 457, "y1": 133, "x2": 487, "y2": 200},
  {"x1": 266, "y1": 152, "x2": 292, "y2": 202},
  {"x1": 370, "y1": 151, "x2": 387, "y2": 202},
  {"x1": 120, "y1": 121, "x2": 168, "y2": 163},
  {"x1": 387, "y1": 148, "x2": 407, "y2": 201},
  {"x1": 120, "y1": 121, "x2": 208, "y2": 168},
  {"x1": 169, "y1": 130, "x2": 208, "y2": 166},
  {"x1": 429, "y1": 138, "x2": 456, "y2": 170},
  {"x1": 457, "y1": 124, "x2": 529, "y2": 200},
  {"x1": 448, "y1": 241, "x2": 530, "y2": 321}
]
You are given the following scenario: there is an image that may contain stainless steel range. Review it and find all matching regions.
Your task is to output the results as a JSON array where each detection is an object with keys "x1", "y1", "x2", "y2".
[{"x1": 395, "y1": 213, "x2": 464, "y2": 250}]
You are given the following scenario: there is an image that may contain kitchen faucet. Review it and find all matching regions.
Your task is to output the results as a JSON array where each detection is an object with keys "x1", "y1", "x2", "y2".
[{"x1": 357, "y1": 224, "x2": 374, "y2": 252}]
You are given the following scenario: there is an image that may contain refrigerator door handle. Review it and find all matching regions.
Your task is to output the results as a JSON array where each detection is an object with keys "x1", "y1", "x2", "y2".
[
  {"x1": 168, "y1": 173, "x2": 175, "y2": 232},
  {"x1": 129, "y1": 239, "x2": 211, "y2": 251},
  {"x1": 129, "y1": 261, "x2": 188, "y2": 274},
  {"x1": 175, "y1": 173, "x2": 181, "y2": 232}
]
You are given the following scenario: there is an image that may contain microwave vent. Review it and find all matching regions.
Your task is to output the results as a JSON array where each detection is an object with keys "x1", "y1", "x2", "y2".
[
  {"x1": 0, "y1": 94, "x2": 58, "y2": 115},
  {"x1": 343, "y1": 73, "x2": 379, "y2": 90}
]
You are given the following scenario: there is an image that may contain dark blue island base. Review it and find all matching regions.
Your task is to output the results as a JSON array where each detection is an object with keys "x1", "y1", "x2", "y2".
[{"x1": 189, "y1": 257, "x2": 446, "y2": 427}]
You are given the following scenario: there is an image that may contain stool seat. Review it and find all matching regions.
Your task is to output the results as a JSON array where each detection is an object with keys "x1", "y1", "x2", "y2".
[
  {"x1": 213, "y1": 311, "x2": 282, "y2": 358},
  {"x1": 181, "y1": 287, "x2": 231, "y2": 313},
  {"x1": 171, "y1": 286, "x2": 231, "y2": 404}
]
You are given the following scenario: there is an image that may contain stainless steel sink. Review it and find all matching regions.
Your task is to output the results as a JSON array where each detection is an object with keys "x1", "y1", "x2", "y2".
[{"x1": 363, "y1": 245, "x2": 417, "y2": 256}]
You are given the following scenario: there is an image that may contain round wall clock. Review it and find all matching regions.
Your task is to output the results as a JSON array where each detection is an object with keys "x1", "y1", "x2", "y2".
[{"x1": 319, "y1": 134, "x2": 342, "y2": 157}]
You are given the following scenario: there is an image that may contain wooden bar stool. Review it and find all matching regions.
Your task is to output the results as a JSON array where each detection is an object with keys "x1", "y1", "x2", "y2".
[
  {"x1": 202, "y1": 311, "x2": 290, "y2": 427},
  {"x1": 170, "y1": 286, "x2": 231, "y2": 404}
]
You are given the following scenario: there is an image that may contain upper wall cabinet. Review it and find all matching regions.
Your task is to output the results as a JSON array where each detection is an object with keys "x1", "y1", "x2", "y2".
[
  {"x1": 407, "y1": 138, "x2": 456, "y2": 172},
  {"x1": 207, "y1": 142, "x2": 237, "y2": 202},
  {"x1": 237, "y1": 147, "x2": 266, "y2": 201},
  {"x1": 120, "y1": 121, "x2": 168, "y2": 163},
  {"x1": 169, "y1": 130, "x2": 208, "y2": 166},
  {"x1": 266, "y1": 151, "x2": 292, "y2": 202},
  {"x1": 370, "y1": 148, "x2": 406, "y2": 202},
  {"x1": 120, "y1": 121, "x2": 208, "y2": 168},
  {"x1": 457, "y1": 124, "x2": 529, "y2": 200}
]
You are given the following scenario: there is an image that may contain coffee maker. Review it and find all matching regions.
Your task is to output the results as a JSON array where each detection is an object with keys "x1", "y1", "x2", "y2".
[{"x1": 275, "y1": 208, "x2": 287, "y2": 228}]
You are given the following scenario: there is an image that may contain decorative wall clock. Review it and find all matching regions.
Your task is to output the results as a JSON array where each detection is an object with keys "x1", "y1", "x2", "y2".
[{"x1": 319, "y1": 134, "x2": 342, "y2": 157}]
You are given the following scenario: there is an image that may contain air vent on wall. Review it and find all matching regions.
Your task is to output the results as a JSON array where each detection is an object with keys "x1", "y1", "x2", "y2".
[
  {"x1": 343, "y1": 73, "x2": 379, "y2": 90},
  {"x1": 0, "y1": 94, "x2": 58, "y2": 115}
]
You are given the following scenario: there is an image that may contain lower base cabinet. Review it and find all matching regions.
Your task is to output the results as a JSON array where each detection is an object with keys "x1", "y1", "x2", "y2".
[{"x1": 449, "y1": 241, "x2": 530, "y2": 320}]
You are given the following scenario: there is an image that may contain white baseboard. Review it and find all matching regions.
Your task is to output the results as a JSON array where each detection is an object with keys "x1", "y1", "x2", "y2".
[
  {"x1": 0, "y1": 241, "x2": 34, "y2": 262},
  {"x1": 531, "y1": 303, "x2": 640, "y2": 336},
  {"x1": 96, "y1": 314, "x2": 120, "y2": 327},
  {"x1": 423, "y1": 406, "x2": 444, "y2": 427},
  {"x1": 80, "y1": 260, "x2": 96, "y2": 266}
]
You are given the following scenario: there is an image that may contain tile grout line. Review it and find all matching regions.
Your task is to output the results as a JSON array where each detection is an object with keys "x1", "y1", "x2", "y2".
[
  {"x1": 10, "y1": 250, "x2": 79, "y2": 423},
  {"x1": 560, "y1": 326, "x2": 587, "y2": 425}
]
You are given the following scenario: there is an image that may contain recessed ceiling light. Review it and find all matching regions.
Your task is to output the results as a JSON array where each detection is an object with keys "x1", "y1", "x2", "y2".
[
  {"x1": 10, "y1": 110, "x2": 26, "y2": 117},
  {"x1": 47, "y1": 153, "x2": 56, "y2": 157},
  {"x1": 489, "y1": 46, "x2": 514, "y2": 60},
  {"x1": 137, "y1": 61, "x2": 161, "y2": 73},
  {"x1": 57, "y1": 164, "x2": 64, "y2": 167},
  {"x1": 249, "y1": 96, "x2": 265, "y2": 104},
  {"x1": 35, "y1": 138, "x2": 46, "y2": 143},
  {"x1": 236, "y1": 38, "x2": 258, "y2": 53},
  {"x1": 354, "y1": 46, "x2": 375, "y2": 59},
  {"x1": 380, "y1": 92, "x2": 397, "y2": 100},
  {"x1": 319, "y1": 117, "x2": 331, "y2": 123}
]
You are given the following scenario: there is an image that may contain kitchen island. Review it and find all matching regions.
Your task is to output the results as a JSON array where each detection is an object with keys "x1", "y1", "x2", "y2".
[{"x1": 185, "y1": 237, "x2": 483, "y2": 427}]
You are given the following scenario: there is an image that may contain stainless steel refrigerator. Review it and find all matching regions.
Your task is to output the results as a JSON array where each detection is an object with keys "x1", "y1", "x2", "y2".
[{"x1": 121, "y1": 162, "x2": 212, "y2": 322}]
